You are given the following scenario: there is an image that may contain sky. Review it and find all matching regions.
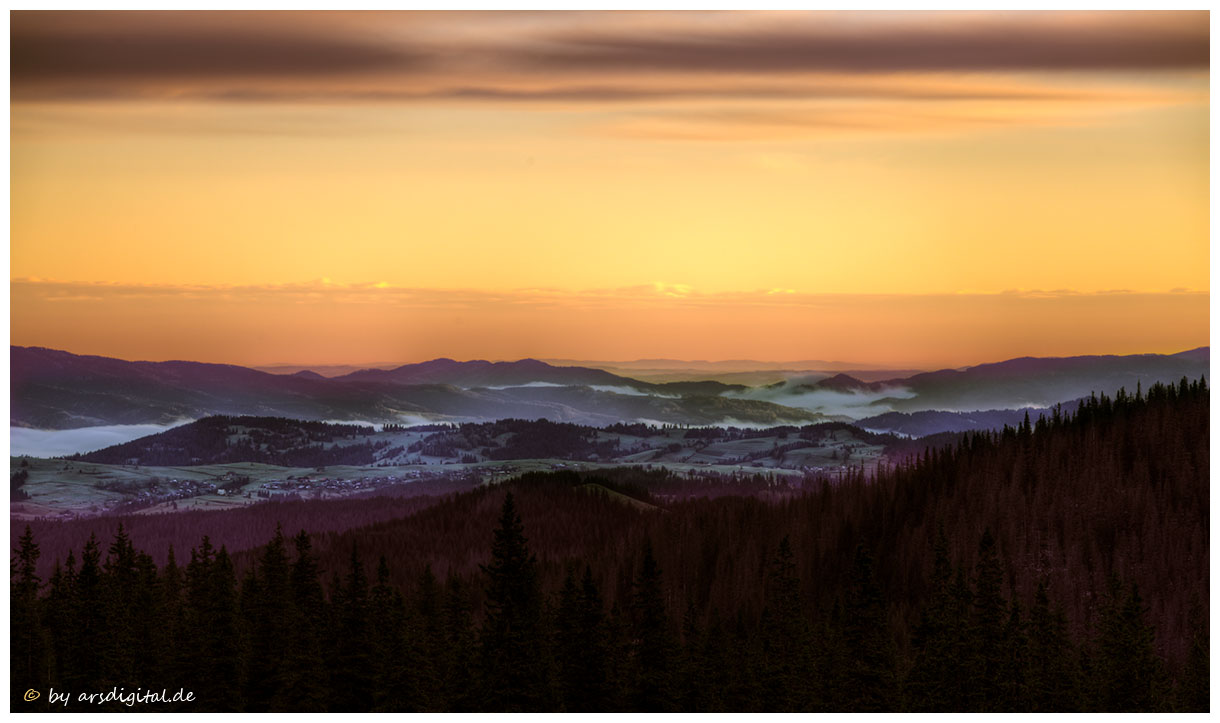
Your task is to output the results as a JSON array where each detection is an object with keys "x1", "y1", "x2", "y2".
[{"x1": 9, "y1": 11, "x2": 1210, "y2": 368}]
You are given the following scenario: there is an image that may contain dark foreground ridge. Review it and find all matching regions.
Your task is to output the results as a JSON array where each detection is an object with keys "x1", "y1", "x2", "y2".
[{"x1": 11, "y1": 378, "x2": 1209, "y2": 711}]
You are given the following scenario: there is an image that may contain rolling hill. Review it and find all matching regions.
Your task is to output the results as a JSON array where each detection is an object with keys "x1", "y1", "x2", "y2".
[
  {"x1": 12, "y1": 346, "x2": 1207, "y2": 436},
  {"x1": 11, "y1": 347, "x2": 819, "y2": 430}
]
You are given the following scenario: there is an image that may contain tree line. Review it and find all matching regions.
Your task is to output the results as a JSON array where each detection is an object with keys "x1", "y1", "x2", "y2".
[{"x1": 10, "y1": 494, "x2": 1206, "y2": 711}]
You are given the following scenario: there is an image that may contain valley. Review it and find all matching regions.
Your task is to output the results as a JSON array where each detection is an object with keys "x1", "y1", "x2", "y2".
[
  {"x1": 11, "y1": 418, "x2": 891, "y2": 519},
  {"x1": 10, "y1": 344, "x2": 1209, "y2": 521}
]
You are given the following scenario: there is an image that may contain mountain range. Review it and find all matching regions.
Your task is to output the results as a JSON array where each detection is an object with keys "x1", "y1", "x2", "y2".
[
  {"x1": 10, "y1": 346, "x2": 1207, "y2": 434},
  {"x1": 10, "y1": 346, "x2": 806, "y2": 430}
]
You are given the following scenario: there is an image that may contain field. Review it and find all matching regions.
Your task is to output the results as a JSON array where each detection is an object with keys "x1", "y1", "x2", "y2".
[{"x1": 11, "y1": 423, "x2": 889, "y2": 519}]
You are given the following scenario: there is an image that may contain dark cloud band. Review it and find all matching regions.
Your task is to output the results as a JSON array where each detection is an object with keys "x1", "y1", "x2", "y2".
[
  {"x1": 10, "y1": 11, "x2": 1208, "y2": 101},
  {"x1": 11, "y1": 12, "x2": 424, "y2": 81},
  {"x1": 521, "y1": 15, "x2": 1208, "y2": 74}
]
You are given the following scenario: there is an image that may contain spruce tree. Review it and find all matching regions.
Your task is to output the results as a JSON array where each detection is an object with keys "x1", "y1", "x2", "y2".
[
  {"x1": 759, "y1": 536, "x2": 812, "y2": 711},
  {"x1": 72, "y1": 534, "x2": 104, "y2": 691},
  {"x1": 627, "y1": 540, "x2": 679, "y2": 711},
  {"x1": 131, "y1": 551, "x2": 166, "y2": 687},
  {"x1": 281, "y1": 531, "x2": 329, "y2": 711},
  {"x1": 555, "y1": 568, "x2": 584, "y2": 710},
  {"x1": 997, "y1": 599, "x2": 1029, "y2": 710},
  {"x1": 695, "y1": 610, "x2": 733, "y2": 712},
  {"x1": 1027, "y1": 581, "x2": 1077, "y2": 711},
  {"x1": 840, "y1": 543, "x2": 897, "y2": 711},
  {"x1": 205, "y1": 547, "x2": 245, "y2": 711},
  {"x1": 815, "y1": 599, "x2": 848, "y2": 711},
  {"x1": 556, "y1": 565, "x2": 611, "y2": 711},
  {"x1": 369, "y1": 555, "x2": 419, "y2": 711},
  {"x1": 677, "y1": 597, "x2": 703, "y2": 712},
  {"x1": 11, "y1": 526, "x2": 49, "y2": 709},
  {"x1": 442, "y1": 574, "x2": 478, "y2": 711},
  {"x1": 332, "y1": 544, "x2": 372, "y2": 711},
  {"x1": 44, "y1": 553, "x2": 78, "y2": 694},
  {"x1": 91, "y1": 525, "x2": 141, "y2": 705},
  {"x1": 244, "y1": 526, "x2": 292, "y2": 711},
  {"x1": 1094, "y1": 581, "x2": 1168, "y2": 711},
  {"x1": 410, "y1": 565, "x2": 445, "y2": 711},
  {"x1": 574, "y1": 566, "x2": 611, "y2": 710},
  {"x1": 477, "y1": 492, "x2": 552, "y2": 711},
  {"x1": 723, "y1": 611, "x2": 764, "y2": 710},
  {"x1": 969, "y1": 528, "x2": 1006, "y2": 711},
  {"x1": 1176, "y1": 599, "x2": 1209, "y2": 712},
  {"x1": 905, "y1": 526, "x2": 969, "y2": 711}
]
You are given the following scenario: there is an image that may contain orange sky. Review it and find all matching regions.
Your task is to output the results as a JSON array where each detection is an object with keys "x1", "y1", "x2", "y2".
[{"x1": 9, "y1": 11, "x2": 1210, "y2": 367}]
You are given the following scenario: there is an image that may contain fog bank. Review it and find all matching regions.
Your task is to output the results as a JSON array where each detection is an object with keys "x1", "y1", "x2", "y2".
[{"x1": 11, "y1": 422, "x2": 193, "y2": 458}]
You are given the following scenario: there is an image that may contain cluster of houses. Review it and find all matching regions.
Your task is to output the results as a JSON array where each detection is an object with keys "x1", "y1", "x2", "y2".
[
  {"x1": 90, "y1": 477, "x2": 223, "y2": 512},
  {"x1": 253, "y1": 471, "x2": 425, "y2": 498}
]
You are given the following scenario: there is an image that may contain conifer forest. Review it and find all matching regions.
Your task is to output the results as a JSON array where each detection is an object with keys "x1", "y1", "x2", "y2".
[{"x1": 10, "y1": 379, "x2": 1209, "y2": 712}]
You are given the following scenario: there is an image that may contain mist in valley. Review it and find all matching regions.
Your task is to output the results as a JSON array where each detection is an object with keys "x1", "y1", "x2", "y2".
[{"x1": 11, "y1": 421, "x2": 195, "y2": 459}]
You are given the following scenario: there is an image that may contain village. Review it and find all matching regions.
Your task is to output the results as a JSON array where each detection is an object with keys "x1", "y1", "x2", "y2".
[
  {"x1": 12, "y1": 422, "x2": 888, "y2": 522},
  {"x1": 16, "y1": 460, "x2": 557, "y2": 520},
  {"x1": 98, "y1": 468, "x2": 446, "y2": 516}
]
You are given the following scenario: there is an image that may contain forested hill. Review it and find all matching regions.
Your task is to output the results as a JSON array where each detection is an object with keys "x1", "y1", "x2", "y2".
[
  {"x1": 71, "y1": 416, "x2": 898, "y2": 469},
  {"x1": 70, "y1": 416, "x2": 382, "y2": 467},
  {"x1": 12, "y1": 377, "x2": 1208, "y2": 711}
]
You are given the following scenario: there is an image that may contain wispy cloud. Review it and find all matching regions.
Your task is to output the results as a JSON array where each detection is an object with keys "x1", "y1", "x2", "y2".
[
  {"x1": 11, "y1": 11, "x2": 1206, "y2": 142},
  {"x1": 11, "y1": 277, "x2": 1208, "y2": 310},
  {"x1": 514, "y1": 12, "x2": 1207, "y2": 74},
  {"x1": 11, "y1": 279, "x2": 1208, "y2": 368}
]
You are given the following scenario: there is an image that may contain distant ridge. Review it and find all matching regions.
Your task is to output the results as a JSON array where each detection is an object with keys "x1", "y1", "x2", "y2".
[
  {"x1": 542, "y1": 357, "x2": 901, "y2": 372},
  {"x1": 10, "y1": 346, "x2": 815, "y2": 430},
  {"x1": 1171, "y1": 346, "x2": 1210, "y2": 361},
  {"x1": 810, "y1": 373, "x2": 873, "y2": 392},
  {"x1": 333, "y1": 357, "x2": 640, "y2": 389},
  {"x1": 868, "y1": 349, "x2": 1209, "y2": 412},
  {"x1": 10, "y1": 345, "x2": 1208, "y2": 432}
]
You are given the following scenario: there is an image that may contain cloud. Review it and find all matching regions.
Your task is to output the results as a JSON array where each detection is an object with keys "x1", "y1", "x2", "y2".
[
  {"x1": 602, "y1": 102, "x2": 1108, "y2": 141},
  {"x1": 10, "y1": 278, "x2": 1209, "y2": 312},
  {"x1": 11, "y1": 11, "x2": 1207, "y2": 106},
  {"x1": 11, "y1": 11, "x2": 426, "y2": 83},
  {"x1": 518, "y1": 12, "x2": 1208, "y2": 74},
  {"x1": 10, "y1": 12, "x2": 1206, "y2": 144},
  {"x1": 14, "y1": 76, "x2": 1171, "y2": 106}
]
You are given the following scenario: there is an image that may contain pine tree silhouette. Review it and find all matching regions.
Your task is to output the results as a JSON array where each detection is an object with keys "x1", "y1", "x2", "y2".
[
  {"x1": 628, "y1": 540, "x2": 679, "y2": 711},
  {"x1": 840, "y1": 543, "x2": 897, "y2": 711},
  {"x1": 11, "y1": 525, "x2": 48, "y2": 710},
  {"x1": 477, "y1": 492, "x2": 552, "y2": 711}
]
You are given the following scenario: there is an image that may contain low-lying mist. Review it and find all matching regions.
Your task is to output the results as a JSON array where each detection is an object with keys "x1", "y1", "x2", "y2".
[
  {"x1": 724, "y1": 383, "x2": 916, "y2": 419},
  {"x1": 11, "y1": 421, "x2": 195, "y2": 459}
]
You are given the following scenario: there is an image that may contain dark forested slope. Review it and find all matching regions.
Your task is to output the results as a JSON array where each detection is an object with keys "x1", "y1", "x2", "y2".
[{"x1": 12, "y1": 378, "x2": 1208, "y2": 711}]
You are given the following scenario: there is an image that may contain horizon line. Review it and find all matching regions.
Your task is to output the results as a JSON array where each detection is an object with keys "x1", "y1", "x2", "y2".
[{"x1": 13, "y1": 343, "x2": 1209, "y2": 376}]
